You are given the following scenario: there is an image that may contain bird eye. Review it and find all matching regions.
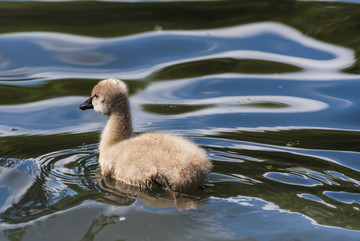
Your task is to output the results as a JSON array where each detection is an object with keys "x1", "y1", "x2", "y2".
[{"x1": 93, "y1": 94, "x2": 98, "y2": 98}]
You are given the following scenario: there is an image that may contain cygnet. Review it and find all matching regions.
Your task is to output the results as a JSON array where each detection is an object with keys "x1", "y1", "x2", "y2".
[{"x1": 80, "y1": 78, "x2": 212, "y2": 191}]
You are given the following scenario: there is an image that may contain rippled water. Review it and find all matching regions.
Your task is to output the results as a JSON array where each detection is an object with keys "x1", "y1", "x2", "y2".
[{"x1": 1, "y1": 0, "x2": 360, "y2": 240}]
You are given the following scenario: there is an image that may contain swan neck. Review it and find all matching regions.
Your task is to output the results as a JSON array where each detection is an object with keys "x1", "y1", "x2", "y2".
[{"x1": 99, "y1": 110, "x2": 133, "y2": 151}]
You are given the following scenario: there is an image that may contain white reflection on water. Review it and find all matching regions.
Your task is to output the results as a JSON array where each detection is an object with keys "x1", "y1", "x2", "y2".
[
  {"x1": 0, "y1": 22, "x2": 355, "y2": 136},
  {"x1": 174, "y1": 22, "x2": 354, "y2": 71},
  {"x1": 324, "y1": 191, "x2": 360, "y2": 205},
  {"x1": 298, "y1": 193, "x2": 337, "y2": 208},
  {"x1": 0, "y1": 97, "x2": 106, "y2": 136},
  {"x1": 132, "y1": 78, "x2": 329, "y2": 115},
  {"x1": 0, "y1": 92, "x2": 327, "y2": 136},
  {"x1": 192, "y1": 126, "x2": 360, "y2": 172},
  {"x1": 0, "y1": 159, "x2": 40, "y2": 214},
  {"x1": 34, "y1": 35, "x2": 100, "y2": 52},
  {"x1": 0, "y1": 22, "x2": 355, "y2": 81},
  {"x1": 264, "y1": 172, "x2": 323, "y2": 187},
  {"x1": 211, "y1": 195, "x2": 360, "y2": 239},
  {"x1": 56, "y1": 52, "x2": 117, "y2": 66}
]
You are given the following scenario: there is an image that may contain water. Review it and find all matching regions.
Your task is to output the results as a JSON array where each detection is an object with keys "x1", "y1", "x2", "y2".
[{"x1": 1, "y1": 0, "x2": 360, "y2": 240}]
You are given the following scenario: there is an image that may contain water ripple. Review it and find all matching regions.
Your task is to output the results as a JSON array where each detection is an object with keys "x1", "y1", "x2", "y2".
[
  {"x1": 264, "y1": 172, "x2": 323, "y2": 187},
  {"x1": 0, "y1": 22, "x2": 355, "y2": 81},
  {"x1": 1, "y1": 1, "x2": 360, "y2": 239},
  {"x1": 0, "y1": 144, "x2": 99, "y2": 223},
  {"x1": 298, "y1": 193, "x2": 336, "y2": 208},
  {"x1": 38, "y1": 145, "x2": 99, "y2": 186},
  {"x1": 0, "y1": 96, "x2": 105, "y2": 136},
  {"x1": 324, "y1": 191, "x2": 360, "y2": 205}
]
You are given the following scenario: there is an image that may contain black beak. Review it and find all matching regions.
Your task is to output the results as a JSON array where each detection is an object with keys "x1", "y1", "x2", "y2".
[{"x1": 79, "y1": 97, "x2": 94, "y2": 110}]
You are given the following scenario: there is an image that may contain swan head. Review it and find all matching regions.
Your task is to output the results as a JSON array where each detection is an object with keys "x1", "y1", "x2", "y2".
[{"x1": 80, "y1": 78, "x2": 129, "y2": 115}]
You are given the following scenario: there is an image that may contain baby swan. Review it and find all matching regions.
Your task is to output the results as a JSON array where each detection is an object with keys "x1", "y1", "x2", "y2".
[{"x1": 80, "y1": 78, "x2": 212, "y2": 191}]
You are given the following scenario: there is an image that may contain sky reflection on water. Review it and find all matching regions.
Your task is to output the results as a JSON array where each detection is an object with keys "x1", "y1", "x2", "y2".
[
  {"x1": 0, "y1": 22, "x2": 355, "y2": 81},
  {"x1": 1, "y1": 1, "x2": 360, "y2": 240}
]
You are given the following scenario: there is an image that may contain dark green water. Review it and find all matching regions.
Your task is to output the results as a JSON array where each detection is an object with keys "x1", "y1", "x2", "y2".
[{"x1": 1, "y1": 0, "x2": 360, "y2": 240}]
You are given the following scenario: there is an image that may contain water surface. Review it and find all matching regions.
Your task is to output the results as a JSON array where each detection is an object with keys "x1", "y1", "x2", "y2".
[{"x1": 1, "y1": 0, "x2": 360, "y2": 240}]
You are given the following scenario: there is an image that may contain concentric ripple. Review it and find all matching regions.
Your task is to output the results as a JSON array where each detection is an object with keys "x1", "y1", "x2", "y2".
[
  {"x1": 38, "y1": 144, "x2": 99, "y2": 186},
  {"x1": 0, "y1": 144, "x2": 101, "y2": 223}
]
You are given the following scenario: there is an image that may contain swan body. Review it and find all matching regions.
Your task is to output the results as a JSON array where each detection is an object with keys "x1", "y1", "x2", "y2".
[{"x1": 80, "y1": 78, "x2": 212, "y2": 191}]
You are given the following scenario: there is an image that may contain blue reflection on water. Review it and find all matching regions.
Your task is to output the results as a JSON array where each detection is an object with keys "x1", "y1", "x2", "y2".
[
  {"x1": 1, "y1": 18, "x2": 360, "y2": 239},
  {"x1": 0, "y1": 22, "x2": 355, "y2": 80}
]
